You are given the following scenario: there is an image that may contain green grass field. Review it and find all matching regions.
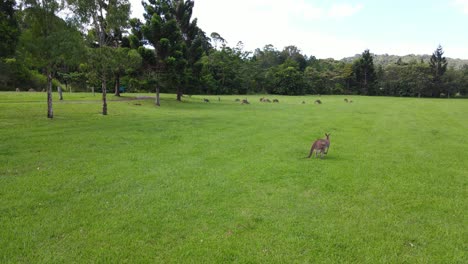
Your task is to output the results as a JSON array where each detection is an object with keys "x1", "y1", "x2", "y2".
[{"x1": 0, "y1": 92, "x2": 466, "y2": 263}]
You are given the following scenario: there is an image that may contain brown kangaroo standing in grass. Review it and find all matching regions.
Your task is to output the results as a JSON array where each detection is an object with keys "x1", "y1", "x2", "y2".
[{"x1": 307, "y1": 133, "x2": 331, "y2": 158}]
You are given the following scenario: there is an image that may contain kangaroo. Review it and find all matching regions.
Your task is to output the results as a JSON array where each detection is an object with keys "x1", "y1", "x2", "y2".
[
  {"x1": 273, "y1": 99, "x2": 279, "y2": 103},
  {"x1": 315, "y1": 99, "x2": 322, "y2": 104},
  {"x1": 241, "y1": 99, "x2": 250, "y2": 104},
  {"x1": 344, "y1": 98, "x2": 348, "y2": 103},
  {"x1": 307, "y1": 133, "x2": 331, "y2": 158},
  {"x1": 203, "y1": 98, "x2": 210, "y2": 103}
]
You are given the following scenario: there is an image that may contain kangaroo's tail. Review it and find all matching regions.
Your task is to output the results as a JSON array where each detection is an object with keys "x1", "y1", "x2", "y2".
[{"x1": 307, "y1": 142, "x2": 316, "y2": 158}]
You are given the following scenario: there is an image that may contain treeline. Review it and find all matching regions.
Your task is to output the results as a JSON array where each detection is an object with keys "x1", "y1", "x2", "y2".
[{"x1": 1, "y1": 0, "x2": 468, "y2": 108}]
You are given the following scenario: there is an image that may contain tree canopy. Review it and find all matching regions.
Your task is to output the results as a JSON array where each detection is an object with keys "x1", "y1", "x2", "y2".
[{"x1": 1, "y1": 0, "x2": 467, "y2": 102}]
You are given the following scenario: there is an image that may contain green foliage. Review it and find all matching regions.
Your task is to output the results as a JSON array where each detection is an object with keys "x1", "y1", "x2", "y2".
[
  {"x1": 142, "y1": 0, "x2": 208, "y2": 99},
  {"x1": 199, "y1": 46, "x2": 250, "y2": 94},
  {"x1": 1, "y1": 1, "x2": 468, "y2": 98},
  {"x1": 353, "y1": 49, "x2": 377, "y2": 95},
  {"x1": 18, "y1": 1, "x2": 85, "y2": 75},
  {"x1": 378, "y1": 61, "x2": 432, "y2": 97},
  {"x1": 267, "y1": 62, "x2": 305, "y2": 95},
  {"x1": 429, "y1": 45, "x2": 448, "y2": 97},
  {"x1": 343, "y1": 53, "x2": 468, "y2": 70},
  {"x1": 0, "y1": 0, "x2": 20, "y2": 58}
]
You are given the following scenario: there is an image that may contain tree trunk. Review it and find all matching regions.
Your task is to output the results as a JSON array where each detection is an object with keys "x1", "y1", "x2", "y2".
[
  {"x1": 58, "y1": 86, "x2": 63, "y2": 100},
  {"x1": 102, "y1": 76, "x2": 107, "y2": 115},
  {"x1": 114, "y1": 74, "x2": 120, "y2": 96},
  {"x1": 177, "y1": 87, "x2": 182, "y2": 101},
  {"x1": 155, "y1": 86, "x2": 160, "y2": 106},
  {"x1": 47, "y1": 72, "x2": 53, "y2": 118}
]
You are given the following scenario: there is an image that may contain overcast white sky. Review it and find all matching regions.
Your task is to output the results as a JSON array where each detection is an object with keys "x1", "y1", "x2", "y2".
[{"x1": 130, "y1": 0, "x2": 468, "y2": 59}]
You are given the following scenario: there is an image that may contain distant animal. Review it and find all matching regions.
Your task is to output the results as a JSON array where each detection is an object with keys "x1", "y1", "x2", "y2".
[
  {"x1": 241, "y1": 99, "x2": 250, "y2": 104},
  {"x1": 134, "y1": 103, "x2": 141, "y2": 106},
  {"x1": 218, "y1": 97, "x2": 221, "y2": 102},
  {"x1": 344, "y1": 98, "x2": 348, "y2": 103},
  {"x1": 302, "y1": 101, "x2": 306, "y2": 104},
  {"x1": 265, "y1": 98, "x2": 271, "y2": 103},
  {"x1": 259, "y1": 97, "x2": 264, "y2": 102},
  {"x1": 235, "y1": 98, "x2": 240, "y2": 102},
  {"x1": 314, "y1": 99, "x2": 322, "y2": 104},
  {"x1": 203, "y1": 98, "x2": 210, "y2": 103},
  {"x1": 29, "y1": 88, "x2": 36, "y2": 92},
  {"x1": 273, "y1": 99, "x2": 279, "y2": 103},
  {"x1": 307, "y1": 133, "x2": 331, "y2": 159},
  {"x1": 349, "y1": 100, "x2": 353, "y2": 103},
  {"x1": 15, "y1": 88, "x2": 20, "y2": 92}
]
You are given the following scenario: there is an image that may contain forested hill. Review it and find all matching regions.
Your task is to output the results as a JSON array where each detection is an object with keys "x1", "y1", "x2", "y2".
[{"x1": 342, "y1": 54, "x2": 468, "y2": 69}]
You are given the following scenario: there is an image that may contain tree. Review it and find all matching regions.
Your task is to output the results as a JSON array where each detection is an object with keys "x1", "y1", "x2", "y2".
[
  {"x1": 429, "y1": 45, "x2": 448, "y2": 97},
  {"x1": 0, "y1": 0, "x2": 20, "y2": 58},
  {"x1": 19, "y1": 0, "x2": 84, "y2": 118},
  {"x1": 280, "y1": 45, "x2": 307, "y2": 71},
  {"x1": 0, "y1": 0, "x2": 20, "y2": 89},
  {"x1": 111, "y1": 47, "x2": 142, "y2": 96},
  {"x1": 251, "y1": 44, "x2": 282, "y2": 92},
  {"x1": 267, "y1": 59, "x2": 305, "y2": 95},
  {"x1": 353, "y1": 49, "x2": 376, "y2": 95},
  {"x1": 67, "y1": 0, "x2": 131, "y2": 114},
  {"x1": 210, "y1": 32, "x2": 225, "y2": 49},
  {"x1": 142, "y1": 0, "x2": 207, "y2": 102},
  {"x1": 199, "y1": 42, "x2": 251, "y2": 95}
]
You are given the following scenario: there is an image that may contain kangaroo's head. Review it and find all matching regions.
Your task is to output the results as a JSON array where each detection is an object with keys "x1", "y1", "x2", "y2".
[{"x1": 325, "y1": 133, "x2": 330, "y2": 140}]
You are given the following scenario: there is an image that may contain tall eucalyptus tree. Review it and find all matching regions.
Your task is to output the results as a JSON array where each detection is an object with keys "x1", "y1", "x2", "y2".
[{"x1": 67, "y1": 0, "x2": 131, "y2": 114}]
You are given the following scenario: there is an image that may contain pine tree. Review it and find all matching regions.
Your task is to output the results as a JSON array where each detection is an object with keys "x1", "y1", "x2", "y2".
[
  {"x1": 429, "y1": 45, "x2": 448, "y2": 97},
  {"x1": 353, "y1": 49, "x2": 376, "y2": 95}
]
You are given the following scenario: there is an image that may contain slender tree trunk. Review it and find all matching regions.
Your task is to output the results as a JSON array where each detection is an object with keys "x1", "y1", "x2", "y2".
[
  {"x1": 177, "y1": 87, "x2": 182, "y2": 101},
  {"x1": 58, "y1": 86, "x2": 63, "y2": 100},
  {"x1": 155, "y1": 86, "x2": 160, "y2": 106},
  {"x1": 102, "y1": 75, "x2": 107, "y2": 115},
  {"x1": 114, "y1": 74, "x2": 120, "y2": 96},
  {"x1": 47, "y1": 72, "x2": 53, "y2": 118}
]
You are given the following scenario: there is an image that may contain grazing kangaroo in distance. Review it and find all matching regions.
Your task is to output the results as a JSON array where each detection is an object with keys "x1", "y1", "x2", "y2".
[
  {"x1": 344, "y1": 98, "x2": 348, "y2": 103},
  {"x1": 273, "y1": 99, "x2": 279, "y2": 103},
  {"x1": 241, "y1": 99, "x2": 250, "y2": 104},
  {"x1": 315, "y1": 99, "x2": 322, "y2": 104},
  {"x1": 307, "y1": 133, "x2": 331, "y2": 159},
  {"x1": 203, "y1": 98, "x2": 210, "y2": 103}
]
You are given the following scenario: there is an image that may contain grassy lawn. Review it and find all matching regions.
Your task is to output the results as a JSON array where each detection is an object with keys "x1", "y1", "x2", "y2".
[{"x1": 0, "y1": 92, "x2": 466, "y2": 263}]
